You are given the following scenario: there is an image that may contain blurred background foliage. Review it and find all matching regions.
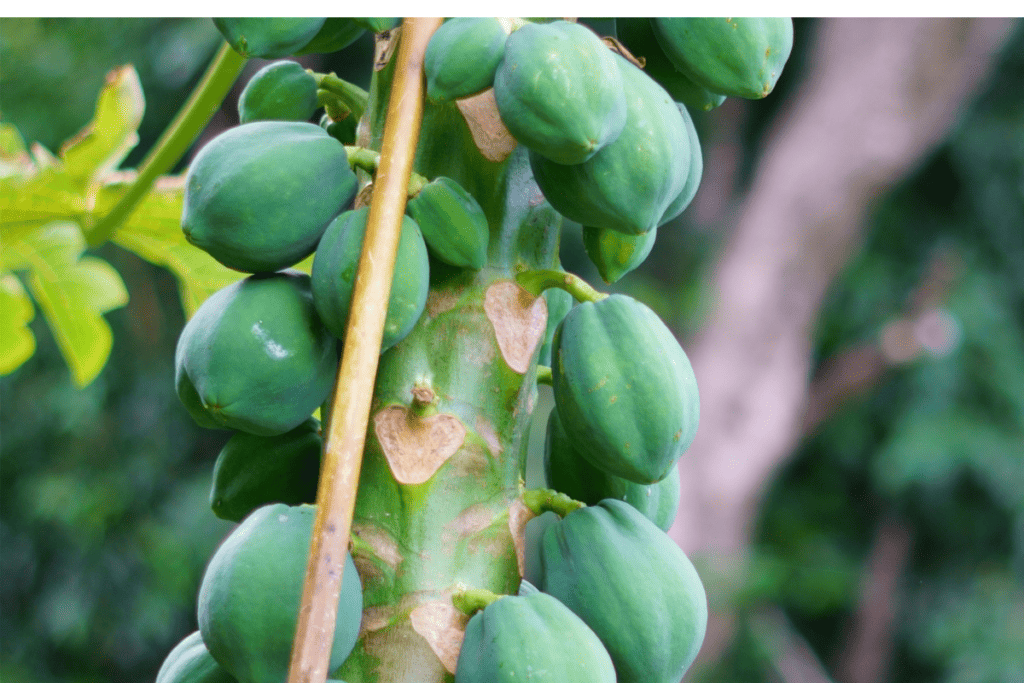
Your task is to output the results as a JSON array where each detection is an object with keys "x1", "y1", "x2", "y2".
[{"x1": 1, "y1": 17, "x2": 1022, "y2": 683}]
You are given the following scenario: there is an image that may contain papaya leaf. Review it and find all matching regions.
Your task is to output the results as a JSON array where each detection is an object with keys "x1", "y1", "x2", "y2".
[
  {"x1": 60, "y1": 66, "x2": 145, "y2": 188},
  {"x1": 2, "y1": 224, "x2": 128, "y2": 386},
  {"x1": 0, "y1": 273, "x2": 36, "y2": 374}
]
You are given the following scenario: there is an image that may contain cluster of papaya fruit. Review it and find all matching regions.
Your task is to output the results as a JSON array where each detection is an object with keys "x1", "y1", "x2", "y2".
[{"x1": 157, "y1": 16, "x2": 793, "y2": 683}]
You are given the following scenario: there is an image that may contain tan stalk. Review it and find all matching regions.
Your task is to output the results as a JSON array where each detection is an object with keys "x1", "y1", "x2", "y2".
[{"x1": 286, "y1": 17, "x2": 443, "y2": 683}]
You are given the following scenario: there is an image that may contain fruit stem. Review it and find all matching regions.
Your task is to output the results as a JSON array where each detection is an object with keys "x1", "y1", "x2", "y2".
[
  {"x1": 314, "y1": 72, "x2": 370, "y2": 120},
  {"x1": 452, "y1": 587, "x2": 504, "y2": 615},
  {"x1": 522, "y1": 488, "x2": 586, "y2": 517},
  {"x1": 85, "y1": 42, "x2": 246, "y2": 247},
  {"x1": 516, "y1": 269, "x2": 609, "y2": 303},
  {"x1": 536, "y1": 365, "x2": 553, "y2": 385},
  {"x1": 344, "y1": 145, "x2": 429, "y2": 195},
  {"x1": 286, "y1": 18, "x2": 442, "y2": 683}
]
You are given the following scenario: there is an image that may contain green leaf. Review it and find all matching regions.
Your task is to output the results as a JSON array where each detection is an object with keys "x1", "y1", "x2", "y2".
[
  {"x1": 0, "y1": 273, "x2": 36, "y2": 374},
  {"x1": 4, "y1": 224, "x2": 128, "y2": 386},
  {"x1": 59, "y1": 65, "x2": 145, "y2": 187}
]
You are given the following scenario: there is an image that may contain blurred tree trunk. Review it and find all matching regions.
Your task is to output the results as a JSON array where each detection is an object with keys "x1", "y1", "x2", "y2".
[{"x1": 669, "y1": 17, "x2": 1015, "y2": 672}]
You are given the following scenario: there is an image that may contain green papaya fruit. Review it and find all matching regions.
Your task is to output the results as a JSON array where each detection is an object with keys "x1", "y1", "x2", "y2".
[
  {"x1": 522, "y1": 511, "x2": 560, "y2": 588},
  {"x1": 320, "y1": 112, "x2": 358, "y2": 146},
  {"x1": 213, "y1": 18, "x2": 325, "y2": 59},
  {"x1": 544, "y1": 409, "x2": 679, "y2": 530},
  {"x1": 615, "y1": 18, "x2": 726, "y2": 112},
  {"x1": 311, "y1": 207, "x2": 429, "y2": 351},
  {"x1": 536, "y1": 499, "x2": 707, "y2": 683},
  {"x1": 552, "y1": 294, "x2": 699, "y2": 483},
  {"x1": 198, "y1": 504, "x2": 362, "y2": 683},
  {"x1": 210, "y1": 418, "x2": 322, "y2": 522},
  {"x1": 581, "y1": 226, "x2": 657, "y2": 284},
  {"x1": 175, "y1": 271, "x2": 338, "y2": 436},
  {"x1": 537, "y1": 287, "x2": 573, "y2": 367},
  {"x1": 405, "y1": 176, "x2": 489, "y2": 270},
  {"x1": 182, "y1": 121, "x2": 357, "y2": 273},
  {"x1": 156, "y1": 631, "x2": 236, "y2": 683},
  {"x1": 659, "y1": 103, "x2": 704, "y2": 224},
  {"x1": 495, "y1": 21, "x2": 626, "y2": 165},
  {"x1": 294, "y1": 18, "x2": 365, "y2": 55},
  {"x1": 425, "y1": 18, "x2": 508, "y2": 103},
  {"x1": 454, "y1": 592, "x2": 616, "y2": 683},
  {"x1": 238, "y1": 61, "x2": 318, "y2": 124},
  {"x1": 530, "y1": 54, "x2": 690, "y2": 235},
  {"x1": 652, "y1": 18, "x2": 794, "y2": 99},
  {"x1": 352, "y1": 18, "x2": 398, "y2": 33}
]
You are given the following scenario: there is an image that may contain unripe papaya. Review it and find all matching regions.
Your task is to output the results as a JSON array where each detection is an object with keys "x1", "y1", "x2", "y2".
[
  {"x1": 425, "y1": 18, "x2": 508, "y2": 103},
  {"x1": 536, "y1": 499, "x2": 708, "y2": 683},
  {"x1": 320, "y1": 112, "x2": 358, "y2": 146},
  {"x1": 175, "y1": 272, "x2": 337, "y2": 436},
  {"x1": 294, "y1": 18, "x2": 365, "y2": 55},
  {"x1": 659, "y1": 102, "x2": 704, "y2": 224},
  {"x1": 213, "y1": 18, "x2": 325, "y2": 59},
  {"x1": 311, "y1": 208, "x2": 429, "y2": 351},
  {"x1": 405, "y1": 176, "x2": 489, "y2": 270},
  {"x1": 552, "y1": 294, "x2": 699, "y2": 483},
  {"x1": 537, "y1": 287, "x2": 573, "y2": 367},
  {"x1": 495, "y1": 21, "x2": 626, "y2": 165},
  {"x1": 582, "y1": 226, "x2": 657, "y2": 284},
  {"x1": 530, "y1": 55, "x2": 690, "y2": 235},
  {"x1": 352, "y1": 18, "x2": 398, "y2": 33},
  {"x1": 182, "y1": 121, "x2": 357, "y2": 273},
  {"x1": 652, "y1": 18, "x2": 794, "y2": 99},
  {"x1": 209, "y1": 418, "x2": 322, "y2": 522},
  {"x1": 455, "y1": 592, "x2": 616, "y2": 683},
  {"x1": 198, "y1": 504, "x2": 362, "y2": 683},
  {"x1": 238, "y1": 61, "x2": 318, "y2": 124},
  {"x1": 544, "y1": 409, "x2": 679, "y2": 530},
  {"x1": 615, "y1": 18, "x2": 726, "y2": 112},
  {"x1": 156, "y1": 631, "x2": 236, "y2": 683}
]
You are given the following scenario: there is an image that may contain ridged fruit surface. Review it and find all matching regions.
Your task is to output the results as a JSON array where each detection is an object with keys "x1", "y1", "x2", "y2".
[
  {"x1": 454, "y1": 592, "x2": 616, "y2": 683},
  {"x1": 213, "y1": 18, "x2": 325, "y2": 59},
  {"x1": 652, "y1": 17, "x2": 794, "y2": 99},
  {"x1": 536, "y1": 499, "x2": 708, "y2": 683},
  {"x1": 198, "y1": 504, "x2": 362, "y2": 683},
  {"x1": 181, "y1": 121, "x2": 356, "y2": 273},
  {"x1": 425, "y1": 18, "x2": 508, "y2": 103},
  {"x1": 405, "y1": 176, "x2": 489, "y2": 270},
  {"x1": 311, "y1": 207, "x2": 429, "y2": 351},
  {"x1": 615, "y1": 18, "x2": 726, "y2": 112},
  {"x1": 544, "y1": 409, "x2": 680, "y2": 530},
  {"x1": 659, "y1": 102, "x2": 704, "y2": 224},
  {"x1": 209, "y1": 418, "x2": 322, "y2": 522},
  {"x1": 552, "y1": 294, "x2": 699, "y2": 483},
  {"x1": 156, "y1": 631, "x2": 236, "y2": 683},
  {"x1": 295, "y1": 18, "x2": 365, "y2": 55},
  {"x1": 495, "y1": 21, "x2": 626, "y2": 165},
  {"x1": 238, "y1": 61, "x2": 318, "y2": 123},
  {"x1": 530, "y1": 55, "x2": 690, "y2": 235},
  {"x1": 175, "y1": 272, "x2": 337, "y2": 436}
]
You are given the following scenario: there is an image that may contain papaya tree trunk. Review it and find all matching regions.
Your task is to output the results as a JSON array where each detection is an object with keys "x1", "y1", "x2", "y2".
[{"x1": 334, "y1": 28, "x2": 561, "y2": 683}]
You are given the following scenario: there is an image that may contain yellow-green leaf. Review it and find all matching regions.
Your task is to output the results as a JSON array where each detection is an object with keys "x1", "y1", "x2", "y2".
[
  {"x1": 61, "y1": 66, "x2": 145, "y2": 186},
  {"x1": 6, "y1": 223, "x2": 128, "y2": 386},
  {"x1": 0, "y1": 273, "x2": 36, "y2": 375}
]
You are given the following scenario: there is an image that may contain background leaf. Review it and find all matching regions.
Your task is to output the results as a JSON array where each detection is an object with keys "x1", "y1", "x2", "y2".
[
  {"x1": 0, "y1": 273, "x2": 36, "y2": 373},
  {"x1": 4, "y1": 224, "x2": 128, "y2": 386}
]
